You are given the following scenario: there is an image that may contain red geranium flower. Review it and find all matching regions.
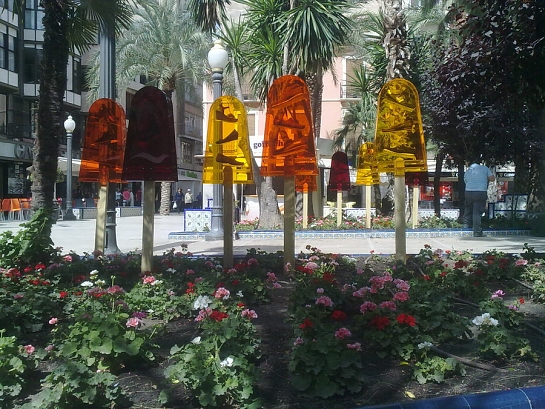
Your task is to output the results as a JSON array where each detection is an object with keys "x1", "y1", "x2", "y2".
[
  {"x1": 396, "y1": 313, "x2": 416, "y2": 327},
  {"x1": 209, "y1": 311, "x2": 229, "y2": 322},
  {"x1": 330, "y1": 310, "x2": 347, "y2": 321},
  {"x1": 369, "y1": 316, "x2": 390, "y2": 330},
  {"x1": 59, "y1": 291, "x2": 69, "y2": 299},
  {"x1": 299, "y1": 318, "x2": 314, "y2": 330}
]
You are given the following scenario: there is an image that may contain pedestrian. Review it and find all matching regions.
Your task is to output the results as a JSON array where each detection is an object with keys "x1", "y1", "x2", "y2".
[
  {"x1": 464, "y1": 157, "x2": 495, "y2": 237},
  {"x1": 122, "y1": 188, "x2": 130, "y2": 206},
  {"x1": 115, "y1": 188, "x2": 122, "y2": 207},
  {"x1": 196, "y1": 191, "x2": 203, "y2": 209},
  {"x1": 129, "y1": 189, "x2": 135, "y2": 207},
  {"x1": 185, "y1": 189, "x2": 193, "y2": 210},
  {"x1": 174, "y1": 188, "x2": 183, "y2": 213}
]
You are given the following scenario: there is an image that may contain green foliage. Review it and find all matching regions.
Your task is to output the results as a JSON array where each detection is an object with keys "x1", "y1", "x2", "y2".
[
  {"x1": 124, "y1": 275, "x2": 184, "y2": 321},
  {"x1": 289, "y1": 328, "x2": 364, "y2": 398},
  {"x1": 53, "y1": 282, "x2": 157, "y2": 375},
  {"x1": 20, "y1": 360, "x2": 129, "y2": 409},
  {"x1": 0, "y1": 209, "x2": 59, "y2": 268},
  {"x1": 0, "y1": 263, "x2": 64, "y2": 336},
  {"x1": 0, "y1": 331, "x2": 37, "y2": 405},
  {"x1": 236, "y1": 218, "x2": 259, "y2": 231},
  {"x1": 529, "y1": 214, "x2": 545, "y2": 236},
  {"x1": 413, "y1": 356, "x2": 466, "y2": 384},
  {"x1": 165, "y1": 303, "x2": 262, "y2": 408},
  {"x1": 418, "y1": 215, "x2": 463, "y2": 228}
]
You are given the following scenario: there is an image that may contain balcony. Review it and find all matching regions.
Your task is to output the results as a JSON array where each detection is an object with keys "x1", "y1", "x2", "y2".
[{"x1": 340, "y1": 82, "x2": 361, "y2": 100}]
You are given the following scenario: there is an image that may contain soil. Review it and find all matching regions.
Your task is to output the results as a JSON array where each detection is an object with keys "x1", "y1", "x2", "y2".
[{"x1": 115, "y1": 257, "x2": 545, "y2": 409}]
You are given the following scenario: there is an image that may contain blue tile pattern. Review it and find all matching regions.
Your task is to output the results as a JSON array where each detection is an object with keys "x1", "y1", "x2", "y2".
[{"x1": 168, "y1": 229, "x2": 531, "y2": 241}]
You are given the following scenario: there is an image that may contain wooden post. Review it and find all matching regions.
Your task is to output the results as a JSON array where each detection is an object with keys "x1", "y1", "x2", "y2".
[
  {"x1": 141, "y1": 180, "x2": 155, "y2": 273},
  {"x1": 365, "y1": 184, "x2": 372, "y2": 229},
  {"x1": 95, "y1": 182, "x2": 107, "y2": 252},
  {"x1": 284, "y1": 173, "x2": 296, "y2": 270},
  {"x1": 336, "y1": 184, "x2": 342, "y2": 227},
  {"x1": 394, "y1": 158, "x2": 406, "y2": 262},
  {"x1": 412, "y1": 185, "x2": 419, "y2": 229},
  {"x1": 302, "y1": 183, "x2": 308, "y2": 229},
  {"x1": 224, "y1": 166, "x2": 234, "y2": 269}
]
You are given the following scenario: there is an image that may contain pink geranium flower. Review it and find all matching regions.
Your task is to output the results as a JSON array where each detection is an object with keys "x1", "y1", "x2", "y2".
[
  {"x1": 335, "y1": 327, "x2": 352, "y2": 339},
  {"x1": 241, "y1": 309, "x2": 258, "y2": 319},
  {"x1": 126, "y1": 317, "x2": 141, "y2": 328},
  {"x1": 49, "y1": 317, "x2": 58, "y2": 325},
  {"x1": 315, "y1": 296, "x2": 334, "y2": 307},
  {"x1": 24, "y1": 345, "x2": 35, "y2": 355},
  {"x1": 143, "y1": 276, "x2": 156, "y2": 284}
]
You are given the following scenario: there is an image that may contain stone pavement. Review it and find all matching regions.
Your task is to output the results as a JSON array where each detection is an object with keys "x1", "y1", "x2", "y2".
[{"x1": 1, "y1": 214, "x2": 544, "y2": 257}]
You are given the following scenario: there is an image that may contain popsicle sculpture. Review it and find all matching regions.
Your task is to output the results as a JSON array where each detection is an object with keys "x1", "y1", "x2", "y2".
[
  {"x1": 261, "y1": 75, "x2": 318, "y2": 268},
  {"x1": 203, "y1": 95, "x2": 252, "y2": 268}
]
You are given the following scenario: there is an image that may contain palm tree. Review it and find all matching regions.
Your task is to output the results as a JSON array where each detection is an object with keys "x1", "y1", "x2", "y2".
[
  {"x1": 9, "y1": 0, "x2": 133, "y2": 234},
  {"x1": 87, "y1": 0, "x2": 209, "y2": 215}
]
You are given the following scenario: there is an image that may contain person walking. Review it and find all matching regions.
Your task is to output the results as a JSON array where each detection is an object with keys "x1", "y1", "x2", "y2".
[
  {"x1": 184, "y1": 189, "x2": 193, "y2": 210},
  {"x1": 174, "y1": 188, "x2": 183, "y2": 213},
  {"x1": 464, "y1": 158, "x2": 495, "y2": 237}
]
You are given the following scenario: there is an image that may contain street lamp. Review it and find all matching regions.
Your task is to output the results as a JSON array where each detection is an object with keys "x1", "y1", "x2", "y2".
[
  {"x1": 63, "y1": 115, "x2": 76, "y2": 220},
  {"x1": 206, "y1": 39, "x2": 229, "y2": 241}
]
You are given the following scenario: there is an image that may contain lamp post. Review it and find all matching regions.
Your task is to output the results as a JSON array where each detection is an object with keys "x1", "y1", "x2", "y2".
[
  {"x1": 206, "y1": 39, "x2": 229, "y2": 241},
  {"x1": 63, "y1": 115, "x2": 76, "y2": 220}
]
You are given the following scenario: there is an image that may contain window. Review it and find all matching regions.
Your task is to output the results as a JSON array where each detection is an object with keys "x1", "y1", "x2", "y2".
[
  {"x1": 23, "y1": 47, "x2": 41, "y2": 83},
  {"x1": 180, "y1": 139, "x2": 193, "y2": 164},
  {"x1": 25, "y1": 0, "x2": 44, "y2": 30},
  {"x1": 0, "y1": 93, "x2": 7, "y2": 135},
  {"x1": 0, "y1": 32, "x2": 17, "y2": 71},
  {"x1": 0, "y1": 0, "x2": 14, "y2": 12},
  {"x1": 69, "y1": 58, "x2": 81, "y2": 94}
]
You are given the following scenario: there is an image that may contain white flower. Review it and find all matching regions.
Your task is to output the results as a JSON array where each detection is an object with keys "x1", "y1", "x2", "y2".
[
  {"x1": 89, "y1": 270, "x2": 99, "y2": 277},
  {"x1": 95, "y1": 279, "x2": 106, "y2": 286},
  {"x1": 191, "y1": 336, "x2": 201, "y2": 344},
  {"x1": 418, "y1": 342, "x2": 433, "y2": 350},
  {"x1": 236, "y1": 291, "x2": 244, "y2": 298},
  {"x1": 80, "y1": 281, "x2": 94, "y2": 287},
  {"x1": 151, "y1": 280, "x2": 163, "y2": 286},
  {"x1": 220, "y1": 357, "x2": 234, "y2": 367},
  {"x1": 165, "y1": 268, "x2": 176, "y2": 273},
  {"x1": 472, "y1": 313, "x2": 499, "y2": 327},
  {"x1": 193, "y1": 295, "x2": 212, "y2": 310}
]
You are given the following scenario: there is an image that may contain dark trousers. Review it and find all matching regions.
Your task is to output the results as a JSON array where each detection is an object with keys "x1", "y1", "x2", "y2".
[{"x1": 464, "y1": 190, "x2": 487, "y2": 235}]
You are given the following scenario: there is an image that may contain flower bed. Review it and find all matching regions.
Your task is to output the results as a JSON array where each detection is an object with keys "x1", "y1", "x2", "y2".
[{"x1": 1, "y1": 237, "x2": 545, "y2": 408}]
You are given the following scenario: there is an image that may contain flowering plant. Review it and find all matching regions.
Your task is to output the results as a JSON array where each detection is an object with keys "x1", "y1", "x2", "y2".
[
  {"x1": 0, "y1": 330, "x2": 39, "y2": 405},
  {"x1": 124, "y1": 273, "x2": 182, "y2": 321},
  {"x1": 51, "y1": 273, "x2": 157, "y2": 374},
  {"x1": 165, "y1": 288, "x2": 262, "y2": 407}
]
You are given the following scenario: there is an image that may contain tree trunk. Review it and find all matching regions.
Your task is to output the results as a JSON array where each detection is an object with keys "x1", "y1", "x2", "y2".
[
  {"x1": 258, "y1": 176, "x2": 283, "y2": 229},
  {"x1": 433, "y1": 152, "x2": 445, "y2": 216},
  {"x1": 159, "y1": 87, "x2": 176, "y2": 216},
  {"x1": 31, "y1": 0, "x2": 70, "y2": 229},
  {"x1": 160, "y1": 181, "x2": 172, "y2": 215}
]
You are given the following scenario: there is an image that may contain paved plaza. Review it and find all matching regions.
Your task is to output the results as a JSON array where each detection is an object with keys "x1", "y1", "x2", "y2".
[{"x1": 1, "y1": 214, "x2": 544, "y2": 257}]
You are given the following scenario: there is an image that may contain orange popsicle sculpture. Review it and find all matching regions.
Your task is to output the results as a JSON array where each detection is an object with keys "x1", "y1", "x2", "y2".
[{"x1": 261, "y1": 75, "x2": 318, "y2": 178}]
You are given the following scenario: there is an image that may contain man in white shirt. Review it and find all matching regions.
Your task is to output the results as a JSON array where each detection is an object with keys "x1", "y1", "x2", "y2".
[
  {"x1": 464, "y1": 159, "x2": 495, "y2": 237},
  {"x1": 184, "y1": 189, "x2": 193, "y2": 209}
]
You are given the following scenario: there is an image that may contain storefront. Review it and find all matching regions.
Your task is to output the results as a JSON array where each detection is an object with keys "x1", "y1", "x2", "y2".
[{"x1": 0, "y1": 140, "x2": 32, "y2": 199}]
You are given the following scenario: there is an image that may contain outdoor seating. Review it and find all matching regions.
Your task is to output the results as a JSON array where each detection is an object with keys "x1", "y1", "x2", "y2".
[
  {"x1": 1, "y1": 198, "x2": 14, "y2": 221},
  {"x1": 10, "y1": 198, "x2": 23, "y2": 221},
  {"x1": 19, "y1": 198, "x2": 32, "y2": 220}
]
